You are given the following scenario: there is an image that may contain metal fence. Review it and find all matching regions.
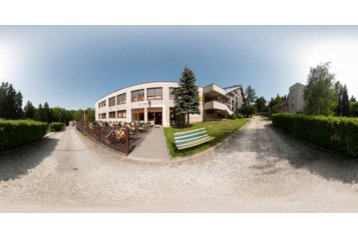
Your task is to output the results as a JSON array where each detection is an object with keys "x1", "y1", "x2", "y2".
[{"x1": 76, "y1": 121, "x2": 131, "y2": 155}]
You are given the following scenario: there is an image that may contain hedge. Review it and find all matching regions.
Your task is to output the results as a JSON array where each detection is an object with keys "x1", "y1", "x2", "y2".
[
  {"x1": 0, "y1": 120, "x2": 48, "y2": 152},
  {"x1": 49, "y1": 122, "x2": 64, "y2": 132},
  {"x1": 272, "y1": 114, "x2": 358, "y2": 157}
]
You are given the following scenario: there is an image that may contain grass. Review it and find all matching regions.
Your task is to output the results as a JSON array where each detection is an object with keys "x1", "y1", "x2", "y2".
[{"x1": 164, "y1": 118, "x2": 249, "y2": 158}]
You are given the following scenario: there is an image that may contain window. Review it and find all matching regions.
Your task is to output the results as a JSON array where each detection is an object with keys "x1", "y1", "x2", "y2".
[
  {"x1": 99, "y1": 100, "x2": 106, "y2": 108},
  {"x1": 109, "y1": 111, "x2": 116, "y2": 118},
  {"x1": 117, "y1": 93, "x2": 126, "y2": 104},
  {"x1": 99, "y1": 113, "x2": 106, "y2": 119},
  {"x1": 147, "y1": 87, "x2": 162, "y2": 100},
  {"x1": 117, "y1": 110, "x2": 126, "y2": 118},
  {"x1": 131, "y1": 89, "x2": 144, "y2": 102},
  {"x1": 169, "y1": 87, "x2": 177, "y2": 100},
  {"x1": 108, "y1": 96, "x2": 116, "y2": 107}
]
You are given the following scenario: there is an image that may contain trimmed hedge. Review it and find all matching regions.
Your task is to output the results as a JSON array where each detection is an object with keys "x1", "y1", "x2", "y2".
[
  {"x1": 49, "y1": 122, "x2": 64, "y2": 132},
  {"x1": 272, "y1": 114, "x2": 358, "y2": 157},
  {"x1": 0, "y1": 120, "x2": 48, "y2": 152}
]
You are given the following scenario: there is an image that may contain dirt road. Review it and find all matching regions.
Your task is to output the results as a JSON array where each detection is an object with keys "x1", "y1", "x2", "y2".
[{"x1": 1, "y1": 117, "x2": 358, "y2": 212}]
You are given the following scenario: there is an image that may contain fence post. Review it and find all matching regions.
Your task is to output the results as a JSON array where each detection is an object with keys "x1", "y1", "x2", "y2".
[{"x1": 124, "y1": 127, "x2": 130, "y2": 155}]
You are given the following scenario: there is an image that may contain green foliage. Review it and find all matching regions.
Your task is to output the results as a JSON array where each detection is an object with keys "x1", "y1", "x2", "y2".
[
  {"x1": 303, "y1": 63, "x2": 337, "y2": 116},
  {"x1": 244, "y1": 85, "x2": 256, "y2": 106},
  {"x1": 350, "y1": 96, "x2": 357, "y2": 103},
  {"x1": 237, "y1": 114, "x2": 244, "y2": 119},
  {"x1": 24, "y1": 100, "x2": 35, "y2": 119},
  {"x1": 272, "y1": 114, "x2": 358, "y2": 157},
  {"x1": 238, "y1": 105, "x2": 256, "y2": 117},
  {"x1": 174, "y1": 66, "x2": 200, "y2": 126},
  {"x1": 164, "y1": 119, "x2": 249, "y2": 157},
  {"x1": 49, "y1": 122, "x2": 64, "y2": 132},
  {"x1": 228, "y1": 113, "x2": 237, "y2": 120},
  {"x1": 255, "y1": 96, "x2": 266, "y2": 112},
  {"x1": 0, "y1": 82, "x2": 23, "y2": 119},
  {"x1": 260, "y1": 112, "x2": 270, "y2": 118},
  {"x1": 335, "y1": 83, "x2": 350, "y2": 116},
  {"x1": 0, "y1": 120, "x2": 47, "y2": 152},
  {"x1": 350, "y1": 102, "x2": 358, "y2": 117}
]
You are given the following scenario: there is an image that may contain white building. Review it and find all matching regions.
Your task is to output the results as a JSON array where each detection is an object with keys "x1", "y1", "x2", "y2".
[{"x1": 95, "y1": 81, "x2": 245, "y2": 127}]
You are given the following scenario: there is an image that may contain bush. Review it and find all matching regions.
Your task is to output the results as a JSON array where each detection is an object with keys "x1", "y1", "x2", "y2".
[
  {"x1": 49, "y1": 122, "x2": 64, "y2": 132},
  {"x1": 272, "y1": 114, "x2": 358, "y2": 157},
  {"x1": 238, "y1": 105, "x2": 257, "y2": 118},
  {"x1": 237, "y1": 114, "x2": 244, "y2": 119},
  {"x1": 228, "y1": 113, "x2": 237, "y2": 120},
  {"x1": 260, "y1": 112, "x2": 270, "y2": 118},
  {"x1": 351, "y1": 102, "x2": 358, "y2": 117},
  {"x1": 0, "y1": 120, "x2": 48, "y2": 152}
]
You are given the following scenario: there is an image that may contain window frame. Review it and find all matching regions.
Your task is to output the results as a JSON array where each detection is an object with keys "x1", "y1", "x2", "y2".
[{"x1": 147, "y1": 87, "x2": 163, "y2": 100}]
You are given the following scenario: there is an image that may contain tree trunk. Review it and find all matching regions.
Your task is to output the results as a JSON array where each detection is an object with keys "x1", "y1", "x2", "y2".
[{"x1": 187, "y1": 114, "x2": 190, "y2": 126}]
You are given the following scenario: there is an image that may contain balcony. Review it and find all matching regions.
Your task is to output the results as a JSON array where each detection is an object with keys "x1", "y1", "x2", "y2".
[
  {"x1": 203, "y1": 84, "x2": 227, "y2": 99},
  {"x1": 204, "y1": 100, "x2": 233, "y2": 115}
]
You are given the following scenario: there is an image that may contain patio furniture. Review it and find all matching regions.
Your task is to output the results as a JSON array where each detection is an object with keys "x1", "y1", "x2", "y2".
[{"x1": 174, "y1": 128, "x2": 214, "y2": 150}]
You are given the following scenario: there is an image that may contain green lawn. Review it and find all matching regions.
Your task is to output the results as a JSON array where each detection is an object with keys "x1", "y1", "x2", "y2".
[{"x1": 164, "y1": 118, "x2": 249, "y2": 158}]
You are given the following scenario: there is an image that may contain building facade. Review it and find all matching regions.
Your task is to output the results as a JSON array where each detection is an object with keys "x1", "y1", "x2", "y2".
[
  {"x1": 272, "y1": 82, "x2": 305, "y2": 114},
  {"x1": 95, "y1": 81, "x2": 245, "y2": 127}
]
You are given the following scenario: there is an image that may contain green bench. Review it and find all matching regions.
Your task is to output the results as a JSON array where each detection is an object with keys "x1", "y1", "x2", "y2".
[{"x1": 174, "y1": 128, "x2": 215, "y2": 150}]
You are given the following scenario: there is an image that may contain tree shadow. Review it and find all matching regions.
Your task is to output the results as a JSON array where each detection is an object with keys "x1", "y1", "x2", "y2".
[
  {"x1": 0, "y1": 137, "x2": 59, "y2": 181},
  {"x1": 263, "y1": 123, "x2": 358, "y2": 184},
  {"x1": 212, "y1": 116, "x2": 358, "y2": 184}
]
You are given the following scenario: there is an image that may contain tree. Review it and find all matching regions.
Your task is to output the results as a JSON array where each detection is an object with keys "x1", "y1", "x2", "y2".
[
  {"x1": 0, "y1": 82, "x2": 23, "y2": 119},
  {"x1": 351, "y1": 102, "x2": 358, "y2": 117},
  {"x1": 350, "y1": 95, "x2": 357, "y2": 103},
  {"x1": 24, "y1": 101, "x2": 35, "y2": 119},
  {"x1": 43, "y1": 102, "x2": 51, "y2": 123},
  {"x1": 255, "y1": 96, "x2": 267, "y2": 113},
  {"x1": 340, "y1": 85, "x2": 350, "y2": 116},
  {"x1": 174, "y1": 66, "x2": 200, "y2": 126},
  {"x1": 303, "y1": 63, "x2": 337, "y2": 116},
  {"x1": 238, "y1": 105, "x2": 256, "y2": 118},
  {"x1": 86, "y1": 108, "x2": 95, "y2": 122},
  {"x1": 36, "y1": 103, "x2": 44, "y2": 121},
  {"x1": 245, "y1": 85, "x2": 256, "y2": 106}
]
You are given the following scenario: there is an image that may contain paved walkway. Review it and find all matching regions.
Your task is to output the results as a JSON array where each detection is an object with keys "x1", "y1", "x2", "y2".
[{"x1": 129, "y1": 127, "x2": 170, "y2": 161}]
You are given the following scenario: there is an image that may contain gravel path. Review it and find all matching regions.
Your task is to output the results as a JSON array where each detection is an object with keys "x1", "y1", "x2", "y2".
[{"x1": 1, "y1": 117, "x2": 358, "y2": 212}]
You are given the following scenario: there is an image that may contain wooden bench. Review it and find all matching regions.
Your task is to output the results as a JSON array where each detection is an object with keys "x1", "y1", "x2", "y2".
[{"x1": 174, "y1": 128, "x2": 214, "y2": 150}]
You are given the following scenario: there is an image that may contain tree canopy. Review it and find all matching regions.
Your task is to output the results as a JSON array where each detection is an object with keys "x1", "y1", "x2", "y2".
[
  {"x1": 174, "y1": 66, "x2": 200, "y2": 126},
  {"x1": 0, "y1": 82, "x2": 23, "y2": 119},
  {"x1": 303, "y1": 63, "x2": 337, "y2": 116},
  {"x1": 244, "y1": 85, "x2": 256, "y2": 106}
]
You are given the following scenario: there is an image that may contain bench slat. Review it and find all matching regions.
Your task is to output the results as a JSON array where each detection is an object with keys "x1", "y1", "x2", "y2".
[
  {"x1": 174, "y1": 128, "x2": 206, "y2": 137},
  {"x1": 176, "y1": 136, "x2": 215, "y2": 150},
  {"x1": 175, "y1": 134, "x2": 209, "y2": 145}
]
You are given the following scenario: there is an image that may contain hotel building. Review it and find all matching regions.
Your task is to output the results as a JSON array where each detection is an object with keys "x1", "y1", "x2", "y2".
[{"x1": 95, "y1": 81, "x2": 245, "y2": 127}]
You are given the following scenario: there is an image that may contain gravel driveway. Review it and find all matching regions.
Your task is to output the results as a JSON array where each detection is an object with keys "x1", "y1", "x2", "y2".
[{"x1": 1, "y1": 117, "x2": 358, "y2": 212}]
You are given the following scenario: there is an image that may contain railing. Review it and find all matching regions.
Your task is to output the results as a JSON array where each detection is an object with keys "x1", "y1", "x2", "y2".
[{"x1": 76, "y1": 121, "x2": 131, "y2": 155}]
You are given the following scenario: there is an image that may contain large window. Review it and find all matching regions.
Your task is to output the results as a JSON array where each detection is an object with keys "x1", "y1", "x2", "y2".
[
  {"x1": 99, "y1": 100, "x2": 106, "y2": 108},
  {"x1": 117, "y1": 110, "x2": 126, "y2": 118},
  {"x1": 117, "y1": 93, "x2": 126, "y2": 104},
  {"x1": 147, "y1": 87, "x2": 162, "y2": 100},
  {"x1": 169, "y1": 87, "x2": 177, "y2": 100},
  {"x1": 108, "y1": 96, "x2": 116, "y2": 107},
  {"x1": 99, "y1": 113, "x2": 106, "y2": 119},
  {"x1": 131, "y1": 89, "x2": 144, "y2": 102},
  {"x1": 109, "y1": 111, "x2": 116, "y2": 118}
]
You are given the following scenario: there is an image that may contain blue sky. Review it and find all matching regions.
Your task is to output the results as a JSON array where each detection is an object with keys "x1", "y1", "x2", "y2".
[{"x1": 1, "y1": 26, "x2": 358, "y2": 109}]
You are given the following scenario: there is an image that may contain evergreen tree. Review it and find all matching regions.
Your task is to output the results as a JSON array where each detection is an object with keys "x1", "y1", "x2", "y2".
[
  {"x1": 36, "y1": 103, "x2": 44, "y2": 121},
  {"x1": 350, "y1": 95, "x2": 357, "y2": 103},
  {"x1": 0, "y1": 82, "x2": 23, "y2": 119},
  {"x1": 341, "y1": 85, "x2": 350, "y2": 116},
  {"x1": 24, "y1": 100, "x2": 35, "y2": 119},
  {"x1": 303, "y1": 63, "x2": 337, "y2": 116},
  {"x1": 255, "y1": 96, "x2": 267, "y2": 113},
  {"x1": 245, "y1": 85, "x2": 256, "y2": 106},
  {"x1": 43, "y1": 102, "x2": 51, "y2": 123},
  {"x1": 174, "y1": 66, "x2": 200, "y2": 126}
]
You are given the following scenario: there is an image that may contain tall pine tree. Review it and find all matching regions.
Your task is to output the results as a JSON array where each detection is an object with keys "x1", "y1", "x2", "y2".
[
  {"x1": 245, "y1": 85, "x2": 256, "y2": 106},
  {"x1": 24, "y1": 100, "x2": 35, "y2": 119},
  {"x1": 174, "y1": 66, "x2": 200, "y2": 126},
  {"x1": 0, "y1": 82, "x2": 23, "y2": 119}
]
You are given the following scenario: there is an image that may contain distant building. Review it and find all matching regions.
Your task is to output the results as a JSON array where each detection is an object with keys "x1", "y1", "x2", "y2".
[
  {"x1": 272, "y1": 82, "x2": 305, "y2": 114},
  {"x1": 288, "y1": 83, "x2": 305, "y2": 114},
  {"x1": 95, "y1": 81, "x2": 245, "y2": 127}
]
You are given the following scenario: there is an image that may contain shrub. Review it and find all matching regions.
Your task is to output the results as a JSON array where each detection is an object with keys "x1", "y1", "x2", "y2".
[
  {"x1": 260, "y1": 112, "x2": 270, "y2": 118},
  {"x1": 237, "y1": 114, "x2": 244, "y2": 119},
  {"x1": 238, "y1": 105, "x2": 256, "y2": 118},
  {"x1": 0, "y1": 120, "x2": 48, "y2": 152},
  {"x1": 49, "y1": 122, "x2": 64, "y2": 132},
  {"x1": 272, "y1": 114, "x2": 358, "y2": 157},
  {"x1": 228, "y1": 113, "x2": 237, "y2": 120}
]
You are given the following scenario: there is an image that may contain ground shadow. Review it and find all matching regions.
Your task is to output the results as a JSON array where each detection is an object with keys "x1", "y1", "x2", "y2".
[
  {"x1": 213, "y1": 117, "x2": 358, "y2": 184},
  {"x1": 263, "y1": 122, "x2": 358, "y2": 184},
  {"x1": 0, "y1": 137, "x2": 59, "y2": 181}
]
